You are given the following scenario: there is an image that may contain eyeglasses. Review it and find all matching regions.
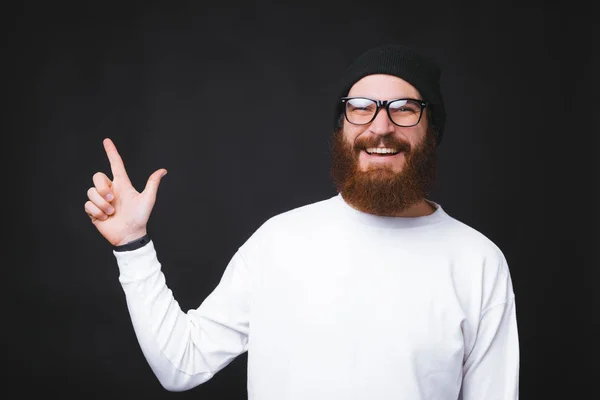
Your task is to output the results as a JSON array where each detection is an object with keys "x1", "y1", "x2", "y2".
[{"x1": 341, "y1": 97, "x2": 428, "y2": 127}]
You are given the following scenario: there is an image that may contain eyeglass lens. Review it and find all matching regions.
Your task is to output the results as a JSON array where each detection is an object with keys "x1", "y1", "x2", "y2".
[{"x1": 345, "y1": 98, "x2": 422, "y2": 126}]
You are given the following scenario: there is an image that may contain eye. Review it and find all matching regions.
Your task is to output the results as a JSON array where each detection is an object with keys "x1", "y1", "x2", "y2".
[
  {"x1": 347, "y1": 98, "x2": 376, "y2": 111},
  {"x1": 389, "y1": 100, "x2": 420, "y2": 113}
]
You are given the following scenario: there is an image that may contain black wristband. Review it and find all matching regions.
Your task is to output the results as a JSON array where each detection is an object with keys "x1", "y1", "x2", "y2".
[{"x1": 113, "y1": 234, "x2": 151, "y2": 252}]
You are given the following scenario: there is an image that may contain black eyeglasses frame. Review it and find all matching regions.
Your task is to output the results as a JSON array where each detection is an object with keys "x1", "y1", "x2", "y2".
[{"x1": 341, "y1": 96, "x2": 428, "y2": 127}]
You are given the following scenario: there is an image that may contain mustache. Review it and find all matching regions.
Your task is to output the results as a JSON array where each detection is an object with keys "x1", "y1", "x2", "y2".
[{"x1": 353, "y1": 136, "x2": 412, "y2": 153}]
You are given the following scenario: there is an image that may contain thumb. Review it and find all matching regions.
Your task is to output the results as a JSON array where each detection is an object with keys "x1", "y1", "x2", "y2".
[{"x1": 142, "y1": 168, "x2": 167, "y2": 200}]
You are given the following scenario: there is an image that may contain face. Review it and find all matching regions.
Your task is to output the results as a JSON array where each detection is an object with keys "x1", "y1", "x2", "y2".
[
  {"x1": 330, "y1": 74, "x2": 438, "y2": 216},
  {"x1": 344, "y1": 74, "x2": 428, "y2": 172}
]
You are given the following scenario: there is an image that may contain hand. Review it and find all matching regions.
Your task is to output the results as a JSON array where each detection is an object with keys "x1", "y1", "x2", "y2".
[{"x1": 85, "y1": 138, "x2": 167, "y2": 246}]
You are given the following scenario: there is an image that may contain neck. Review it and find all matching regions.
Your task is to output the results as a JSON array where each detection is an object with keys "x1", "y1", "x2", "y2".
[
  {"x1": 391, "y1": 199, "x2": 437, "y2": 217},
  {"x1": 344, "y1": 197, "x2": 437, "y2": 218}
]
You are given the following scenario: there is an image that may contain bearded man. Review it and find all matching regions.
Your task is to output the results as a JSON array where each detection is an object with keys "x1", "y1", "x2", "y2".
[{"x1": 85, "y1": 44, "x2": 520, "y2": 400}]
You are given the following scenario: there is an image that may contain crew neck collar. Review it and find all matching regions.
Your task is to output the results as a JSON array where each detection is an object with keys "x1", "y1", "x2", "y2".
[{"x1": 334, "y1": 193, "x2": 447, "y2": 229}]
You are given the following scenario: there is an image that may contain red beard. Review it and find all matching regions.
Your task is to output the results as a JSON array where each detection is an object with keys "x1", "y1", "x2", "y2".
[{"x1": 330, "y1": 129, "x2": 438, "y2": 216}]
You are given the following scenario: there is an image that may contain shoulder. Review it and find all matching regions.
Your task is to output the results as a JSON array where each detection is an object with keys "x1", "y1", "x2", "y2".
[
  {"x1": 436, "y1": 207, "x2": 516, "y2": 303},
  {"x1": 437, "y1": 207, "x2": 509, "y2": 271},
  {"x1": 239, "y1": 195, "x2": 338, "y2": 249},
  {"x1": 261, "y1": 196, "x2": 338, "y2": 230}
]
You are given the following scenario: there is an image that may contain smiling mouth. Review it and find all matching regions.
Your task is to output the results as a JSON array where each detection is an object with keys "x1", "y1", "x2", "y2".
[{"x1": 364, "y1": 147, "x2": 401, "y2": 156}]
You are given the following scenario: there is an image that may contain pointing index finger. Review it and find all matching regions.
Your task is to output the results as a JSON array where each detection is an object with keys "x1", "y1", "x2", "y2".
[{"x1": 103, "y1": 138, "x2": 130, "y2": 182}]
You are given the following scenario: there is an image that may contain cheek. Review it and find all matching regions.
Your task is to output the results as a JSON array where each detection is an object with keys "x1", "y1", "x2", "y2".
[
  {"x1": 404, "y1": 127, "x2": 428, "y2": 148},
  {"x1": 416, "y1": 129, "x2": 430, "y2": 147},
  {"x1": 342, "y1": 121, "x2": 369, "y2": 141},
  {"x1": 341, "y1": 129, "x2": 360, "y2": 147}
]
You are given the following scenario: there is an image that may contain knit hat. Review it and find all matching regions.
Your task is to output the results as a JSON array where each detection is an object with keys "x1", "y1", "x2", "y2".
[{"x1": 334, "y1": 44, "x2": 446, "y2": 145}]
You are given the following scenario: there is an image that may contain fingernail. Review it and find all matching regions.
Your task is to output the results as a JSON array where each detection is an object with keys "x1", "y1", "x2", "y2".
[
  {"x1": 106, "y1": 193, "x2": 114, "y2": 201},
  {"x1": 107, "y1": 206, "x2": 115, "y2": 214}
]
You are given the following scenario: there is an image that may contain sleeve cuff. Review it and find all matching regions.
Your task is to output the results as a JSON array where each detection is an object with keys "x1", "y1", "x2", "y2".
[
  {"x1": 113, "y1": 234, "x2": 151, "y2": 252},
  {"x1": 113, "y1": 240, "x2": 161, "y2": 283}
]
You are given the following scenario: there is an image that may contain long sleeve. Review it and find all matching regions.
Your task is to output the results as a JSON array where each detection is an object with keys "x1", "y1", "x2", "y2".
[
  {"x1": 113, "y1": 241, "x2": 251, "y2": 392},
  {"x1": 459, "y1": 258, "x2": 520, "y2": 400}
]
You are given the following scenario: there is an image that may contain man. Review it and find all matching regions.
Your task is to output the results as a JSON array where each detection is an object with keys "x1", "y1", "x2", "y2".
[{"x1": 85, "y1": 44, "x2": 519, "y2": 399}]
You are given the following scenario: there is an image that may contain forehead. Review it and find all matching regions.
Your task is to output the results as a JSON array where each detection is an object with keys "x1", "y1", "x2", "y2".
[{"x1": 347, "y1": 74, "x2": 422, "y2": 100}]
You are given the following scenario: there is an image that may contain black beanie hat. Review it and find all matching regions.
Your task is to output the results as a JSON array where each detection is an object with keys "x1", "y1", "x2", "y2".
[{"x1": 334, "y1": 44, "x2": 446, "y2": 145}]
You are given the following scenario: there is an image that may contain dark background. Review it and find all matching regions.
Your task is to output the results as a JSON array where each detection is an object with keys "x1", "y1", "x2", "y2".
[{"x1": 7, "y1": 1, "x2": 598, "y2": 399}]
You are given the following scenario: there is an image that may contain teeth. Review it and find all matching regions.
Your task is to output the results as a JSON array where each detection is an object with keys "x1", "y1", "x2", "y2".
[{"x1": 365, "y1": 148, "x2": 399, "y2": 154}]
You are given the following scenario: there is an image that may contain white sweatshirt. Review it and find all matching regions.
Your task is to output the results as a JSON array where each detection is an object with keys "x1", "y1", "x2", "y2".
[{"x1": 114, "y1": 194, "x2": 519, "y2": 400}]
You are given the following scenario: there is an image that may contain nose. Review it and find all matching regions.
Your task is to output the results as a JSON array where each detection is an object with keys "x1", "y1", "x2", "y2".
[{"x1": 368, "y1": 107, "x2": 395, "y2": 136}]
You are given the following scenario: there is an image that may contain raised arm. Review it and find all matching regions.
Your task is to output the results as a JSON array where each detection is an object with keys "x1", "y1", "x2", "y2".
[{"x1": 85, "y1": 138, "x2": 251, "y2": 391}]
